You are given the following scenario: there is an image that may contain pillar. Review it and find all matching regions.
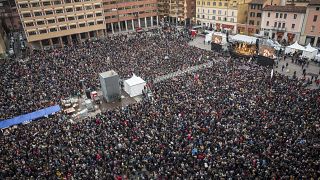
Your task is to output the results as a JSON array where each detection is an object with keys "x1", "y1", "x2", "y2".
[
  {"x1": 39, "y1": 40, "x2": 43, "y2": 50},
  {"x1": 314, "y1": 36, "x2": 318, "y2": 47},
  {"x1": 77, "y1": 33, "x2": 81, "y2": 42},
  {"x1": 49, "y1": 38, "x2": 53, "y2": 47},
  {"x1": 132, "y1": 19, "x2": 135, "y2": 29},
  {"x1": 59, "y1": 37, "x2": 63, "y2": 48},
  {"x1": 157, "y1": 16, "x2": 159, "y2": 26},
  {"x1": 125, "y1": 20, "x2": 128, "y2": 31},
  {"x1": 138, "y1": 18, "x2": 141, "y2": 28},
  {"x1": 151, "y1": 16, "x2": 153, "y2": 27},
  {"x1": 68, "y1": 35, "x2": 73, "y2": 46},
  {"x1": 118, "y1": 21, "x2": 122, "y2": 32},
  {"x1": 145, "y1": 17, "x2": 148, "y2": 27},
  {"x1": 111, "y1": 23, "x2": 114, "y2": 34}
]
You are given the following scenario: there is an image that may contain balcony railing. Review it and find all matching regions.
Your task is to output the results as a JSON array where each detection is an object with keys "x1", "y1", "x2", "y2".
[{"x1": 270, "y1": 26, "x2": 286, "y2": 31}]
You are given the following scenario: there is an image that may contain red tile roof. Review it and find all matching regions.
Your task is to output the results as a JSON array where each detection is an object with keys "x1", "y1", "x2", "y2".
[{"x1": 263, "y1": 5, "x2": 307, "y2": 13}]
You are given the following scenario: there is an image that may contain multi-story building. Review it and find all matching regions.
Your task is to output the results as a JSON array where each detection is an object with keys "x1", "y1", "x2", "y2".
[
  {"x1": 0, "y1": 0, "x2": 22, "y2": 31},
  {"x1": 196, "y1": 0, "x2": 238, "y2": 34},
  {"x1": 103, "y1": 0, "x2": 159, "y2": 34},
  {"x1": 300, "y1": 0, "x2": 320, "y2": 46},
  {"x1": 0, "y1": 20, "x2": 7, "y2": 56},
  {"x1": 261, "y1": 5, "x2": 306, "y2": 44},
  {"x1": 237, "y1": 0, "x2": 280, "y2": 36},
  {"x1": 158, "y1": 0, "x2": 195, "y2": 25},
  {"x1": 16, "y1": 0, "x2": 106, "y2": 49}
]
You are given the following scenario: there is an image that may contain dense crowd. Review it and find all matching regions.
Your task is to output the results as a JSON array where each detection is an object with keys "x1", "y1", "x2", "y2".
[
  {"x1": 0, "y1": 29, "x2": 212, "y2": 120},
  {"x1": 1, "y1": 29, "x2": 320, "y2": 179}
]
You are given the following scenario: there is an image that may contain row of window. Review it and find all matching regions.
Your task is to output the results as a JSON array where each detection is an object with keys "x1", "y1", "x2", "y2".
[
  {"x1": 18, "y1": 0, "x2": 95, "y2": 9},
  {"x1": 267, "y1": 13, "x2": 317, "y2": 22},
  {"x1": 103, "y1": 0, "x2": 151, "y2": 5},
  {"x1": 197, "y1": 1, "x2": 237, "y2": 7},
  {"x1": 197, "y1": 9, "x2": 235, "y2": 16},
  {"x1": 197, "y1": 14, "x2": 235, "y2": 22},
  {"x1": 267, "y1": 12, "x2": 294, "y2": 19},
  {"x1": 248, "y1": 20, "x2": 260, "y2": 26},
  {"x1": 250, "y1": 4, "x2": 262, "y2": 10},
  {"x1": 265, "y1": 21, "x2": 293, "y2": 29},
  {"x1": 24, "y1": 13, "x2": 102, "y2": 27},
  {"x1": 105, "y1": 10, "x2": 157, "y2": 19},
  {"x1": 21, "y1": 5, "x2": 102, "y2": 18},
  {"x1": 27, "y1": 20, "x2": 104, "y2": 36},
  {"x1": 249, "y1": 12, "x2": 262, "y2": 18}
]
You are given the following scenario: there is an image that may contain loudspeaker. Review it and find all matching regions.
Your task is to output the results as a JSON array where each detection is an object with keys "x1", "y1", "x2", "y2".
[{"x1": 85, "y1": 88, "x2": 91, "y2": 99}]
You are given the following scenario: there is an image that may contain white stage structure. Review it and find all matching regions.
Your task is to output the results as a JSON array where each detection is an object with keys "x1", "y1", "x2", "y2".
[
  {"x1": 302, "y1": 43, "x2": 318, "y2": 59},
  {"x1": 285, "y1": 41, "x2": 305, "y2": 54},
  {"x1": 230, "y1": 34, "x2": 257, "y2": 44},
  {"x1": 124, "y1": 74, "x2": 146, "y2": 97}
]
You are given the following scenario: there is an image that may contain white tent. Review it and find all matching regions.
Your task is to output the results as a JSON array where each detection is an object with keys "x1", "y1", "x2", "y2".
[
  {"x1": 205, "y1": 31, "x2": 214, "y2": 43},
  {"x1": 302, "y1": 43, "x2": 318, "y2": 59},
  {"x1": 285, "y1": 41, "x2": 305, "y2": 54},
  {"x1": 230, "y1": 34, "x2": 257, "y2": 44},
  {"x1": 315, "y1": 54, "x2": 320, "y2": 62},
  {"x1": 124, "y1": 74, "x2": 146, "y2": 97}
]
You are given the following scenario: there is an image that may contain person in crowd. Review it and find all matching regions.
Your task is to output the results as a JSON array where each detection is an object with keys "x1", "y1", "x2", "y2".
[{"x1": 0, "y1": 29, "x2": 319, "y2": 179}]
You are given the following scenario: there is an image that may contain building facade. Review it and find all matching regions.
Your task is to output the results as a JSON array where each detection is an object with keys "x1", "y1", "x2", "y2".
[
  {"x1": 237, "y1": 0, "x2": 263, "y2": 35},
  {"x1": 196, "y1": 0, "x2": 238, "y2": 34},
  {"x1": 300, "y1": 0, "x2": 320, "y2": 46},
  {"x1": 16, "y1": 0, "x2": 106, "y2": 49},
  {"x1": 261, "y1": 5, "x2": 306, "y2": 44},
  {"x1": 158, "y1": 0, "x2": 195, "y2": 25},
  {"x1": 237, "y1": 0, "x2": 281, "y2": 36},
  {"x1": 0, "y1": 0, "x2": 22, "y2": 31},
  {"x1": 0, "y1": 20, "x2": 7, "y2": 56},
  {"x1": 103, "y1": 0, "x2": 159, "y2": 34}
]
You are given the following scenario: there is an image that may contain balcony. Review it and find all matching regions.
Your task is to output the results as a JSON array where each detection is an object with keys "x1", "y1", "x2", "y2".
[{"x1": 270, "y1": 26, "x2": 286, "y2": 31}]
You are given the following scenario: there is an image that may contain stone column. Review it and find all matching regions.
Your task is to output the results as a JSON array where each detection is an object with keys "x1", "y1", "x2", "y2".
[
  {"x1": 157, "y1": 16, "x2": 159, "y2": 26},
  {"x1": 138, "y1": 18, "x2": 141, "y2": 27},
  {"x1": 132, "y1": 19, "x2": 135, "y2": 29},
  {"x1": 145, "y1": 17, "x2": 148, "y2": 27},
  {"x1": 111, "y1": 23, "x2": 114, "y2": 34},
  {"x1": 151, "y1": 16, "x2": 153, "y2": 27},
  {"x1": 59, "y1": 37, "x2": 63, "y2": 48},
  {"x1": 125, "y1": 20, "x2": 128, "y2": 31},
  {"x1": 118, "y1": 22, "x2": 121, "y2": 32}
]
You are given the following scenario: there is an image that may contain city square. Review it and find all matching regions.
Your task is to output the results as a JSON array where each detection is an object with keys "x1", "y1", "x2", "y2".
[{"x1": 0, "y1": 0, "x2": 320, "y2": 179}]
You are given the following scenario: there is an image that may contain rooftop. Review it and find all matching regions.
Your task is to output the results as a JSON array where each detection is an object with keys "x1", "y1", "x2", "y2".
[
  {"x1": 249, "y1": 0, "x2": 265, "y2": 4},
  {"x1": 309, "y1": 0, "x2": 320, "y2": 5},
  {"x1": 263, "y1": 5, "x2": 307, "y2": 13}
]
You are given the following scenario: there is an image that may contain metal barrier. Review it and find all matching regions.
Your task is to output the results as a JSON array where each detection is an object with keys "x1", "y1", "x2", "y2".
[{"x1": 153, "y1": 61, "x2": 214, "y2": 83}]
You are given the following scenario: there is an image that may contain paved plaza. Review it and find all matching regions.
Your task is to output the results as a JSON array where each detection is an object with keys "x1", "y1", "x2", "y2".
[{"x1": 190, "y1": 36, "x2": 320, "y2": 89}]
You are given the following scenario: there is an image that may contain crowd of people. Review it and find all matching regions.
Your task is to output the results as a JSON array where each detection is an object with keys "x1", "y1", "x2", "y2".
[
  {"x1": 1, "y1": 29, "x2": 320, "y2": 179},
  {"x1": 0, "y1": 29, "x2": 212, "y2": 120}
]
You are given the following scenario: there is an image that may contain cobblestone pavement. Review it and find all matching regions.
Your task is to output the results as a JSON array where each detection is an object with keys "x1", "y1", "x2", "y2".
[
  {"x1": 188, "y1": 35, "x2": 211, "y2": 51},
  {"x1": 274, "y1": 58, "x2": 320, "y2": 89}
]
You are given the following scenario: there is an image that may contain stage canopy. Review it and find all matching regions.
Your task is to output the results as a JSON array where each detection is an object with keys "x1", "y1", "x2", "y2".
[
  {"x1": 231, "y1": 34, "x2": 257, "y2": 44},
  {"x1": 124, "y1": 74, "x2": 146, "y2": 97},
  {"x1": 285, "y1": 41, "x2": 305, "y2": 54},
  {"x1": 302, "y1": 43, "x2": 318, "y2": 59}
]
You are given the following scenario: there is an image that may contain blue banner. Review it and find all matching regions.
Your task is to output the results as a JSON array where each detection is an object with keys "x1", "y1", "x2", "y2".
[{"x1": 0, "y1": 105, "x2": 61, "y2": 129}]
